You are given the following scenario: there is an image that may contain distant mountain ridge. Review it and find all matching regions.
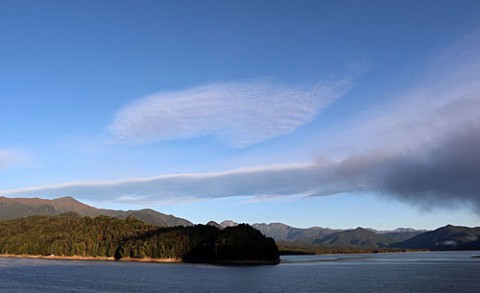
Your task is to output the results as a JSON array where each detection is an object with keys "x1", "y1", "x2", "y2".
[
  {"x1": 208, "y1": 220, "x2": 427, "y2": 250},
  {"x1": 248, "y1": 222, "x2": 425, "y2": 248},
  {"x1": 0, "y1": 196, "x2": 192, "y2": 227},
  {"x1": 252, "y1": 222, "x2": 341, "y2": 243},
  {"x1": 249, "y1": 222, "x2": 479, "y2": 251},
  {"x1": 390, "y1": 225, "x2": 480, "y2": 250},
  {"x1": 313, "y1": 227, "x2": 396, "y2": 248}
]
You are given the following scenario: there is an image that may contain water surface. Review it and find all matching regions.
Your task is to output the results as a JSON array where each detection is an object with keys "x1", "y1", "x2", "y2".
[{"x1": 0, "y1": 251, "x2": 479, "y2": 292}]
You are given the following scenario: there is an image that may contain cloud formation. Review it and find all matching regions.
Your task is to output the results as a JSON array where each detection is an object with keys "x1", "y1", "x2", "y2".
[
  {"x1": 108, "y1": 79, "x2": 351, "y2": 147},
  {"x1": 374, "y1": 125, "x2": 480, "y2": 209},
  {"x1": 1, "y1": 124, "x2": 479, "y2": 211},
  {"x1": 2, "y1": 34, "x2": 479, "y2": 213}
]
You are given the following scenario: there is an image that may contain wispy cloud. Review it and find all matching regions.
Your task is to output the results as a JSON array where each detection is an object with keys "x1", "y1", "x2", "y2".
[
  {"x1": 0, "y1": 163, "x2": 318, "y2": 203},
  {"x1": 107, "y1": 78, "x2": 352, "y2": 147}
]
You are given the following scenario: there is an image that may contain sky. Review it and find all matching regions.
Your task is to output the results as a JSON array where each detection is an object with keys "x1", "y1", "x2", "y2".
[{"x1": 1, "y1": 0, "x2": 479, "y2": 230}]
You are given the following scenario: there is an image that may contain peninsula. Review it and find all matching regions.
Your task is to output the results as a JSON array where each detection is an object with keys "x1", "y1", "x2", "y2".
[{"x1": 0, "y1": 213, "x2": 280, "y2": 265}]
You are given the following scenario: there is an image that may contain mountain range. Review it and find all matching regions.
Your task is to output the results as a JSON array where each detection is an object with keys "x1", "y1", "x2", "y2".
[
  {"x1": 0, "y1": 196, "x2": 192, "y2": 227},
  {"x1": 211, "y1": 220, "x2": 480, "y2": 252},
  {"x1": 390, "y1": 224, "x2": 480, "y2": 250},
  {"x1": 1, "y1": 196, "x2": 479, "y2": 252},
  {"x1": 250, "y1": 222, "x2": 426, "y2": 248}
]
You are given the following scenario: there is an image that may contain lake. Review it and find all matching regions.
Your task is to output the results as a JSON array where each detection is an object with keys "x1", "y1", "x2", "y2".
[{"x1": 0, "y1": 251, "x2": 479, "y2": 292}]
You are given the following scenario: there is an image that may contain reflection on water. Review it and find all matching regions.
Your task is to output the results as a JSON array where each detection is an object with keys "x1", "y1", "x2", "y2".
[
  {"x1": 0, "y1": 251, "x2": 479, "y2": 293},
  {"x1": 280, "y1": 255, "x2": 370, "y2": 264}
]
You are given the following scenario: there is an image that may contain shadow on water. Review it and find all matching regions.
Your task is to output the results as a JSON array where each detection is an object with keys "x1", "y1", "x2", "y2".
[{"x1": 280, "y1": 255, "x2": 371, "y2": 264}]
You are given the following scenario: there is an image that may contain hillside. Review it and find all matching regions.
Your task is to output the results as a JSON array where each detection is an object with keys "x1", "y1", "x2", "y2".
[
  {"x1": 382, "y1": 229, "x2": 426, "y2": 242},
  {"x1": 252, "y1": 223, "x2": 339, "y2": 243},
  {"x1": 0, "y1": 213, "x2": 280, "y2": 265},
  {"x1": 391, "y1": 225, "x2": 480, "y2": 250},
  {"x1": 313, "y1": 227, "x2": 395, "y2": 248},
  {"x1": 0, "y1": 196, "x2": 192, "y2": 227}
]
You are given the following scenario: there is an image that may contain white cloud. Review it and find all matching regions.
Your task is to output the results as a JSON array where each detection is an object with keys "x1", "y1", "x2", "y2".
[
  {"x1": 107, "y1": 79, "x2": 352, "y2": 147},
  {"x1": 0, "y1": 164, "x2": 319, "y2": 202}
]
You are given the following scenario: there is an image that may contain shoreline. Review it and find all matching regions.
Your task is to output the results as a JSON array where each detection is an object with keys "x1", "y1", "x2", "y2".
[
  {"x1": 0, "y1": 254, "x2": 278, "y2": 265},
  {"x1": 279, "y1": 249, "x2": 430, "y2": 256},
  {"x1": 0, "y1": 254, "x2": 181, "y2": 263}
]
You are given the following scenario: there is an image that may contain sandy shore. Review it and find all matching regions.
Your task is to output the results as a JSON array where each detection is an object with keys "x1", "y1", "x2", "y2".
[
  {"x1": 118, "y1": 257, "x2": 182, "y2": 263},
  {"x1": 0, "y1": 254, "x2": 181, "y2": 263}
]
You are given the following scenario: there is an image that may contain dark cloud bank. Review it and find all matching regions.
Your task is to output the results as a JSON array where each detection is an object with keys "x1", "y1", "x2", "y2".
[{"x1": 355, "y1": 124, "x2": 480, "y2": 210}]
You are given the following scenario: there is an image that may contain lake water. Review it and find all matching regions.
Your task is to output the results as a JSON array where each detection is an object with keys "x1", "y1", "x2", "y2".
[{"x1": 0, "y1": 251, "x2": 479, "y2": 292}]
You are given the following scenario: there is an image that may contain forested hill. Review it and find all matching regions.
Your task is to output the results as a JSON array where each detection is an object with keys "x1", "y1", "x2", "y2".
[
  {"x1": 0, "y1": 213, "x2": 279, "y2": 265},
  {"x1": 0, "y1": 196, "x2": 192, "y2": 227}
]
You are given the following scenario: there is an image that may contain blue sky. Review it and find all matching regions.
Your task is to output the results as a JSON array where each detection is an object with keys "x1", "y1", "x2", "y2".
[{"x1": 1, "y1": 0, "x2": 480, "y2": 229}]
